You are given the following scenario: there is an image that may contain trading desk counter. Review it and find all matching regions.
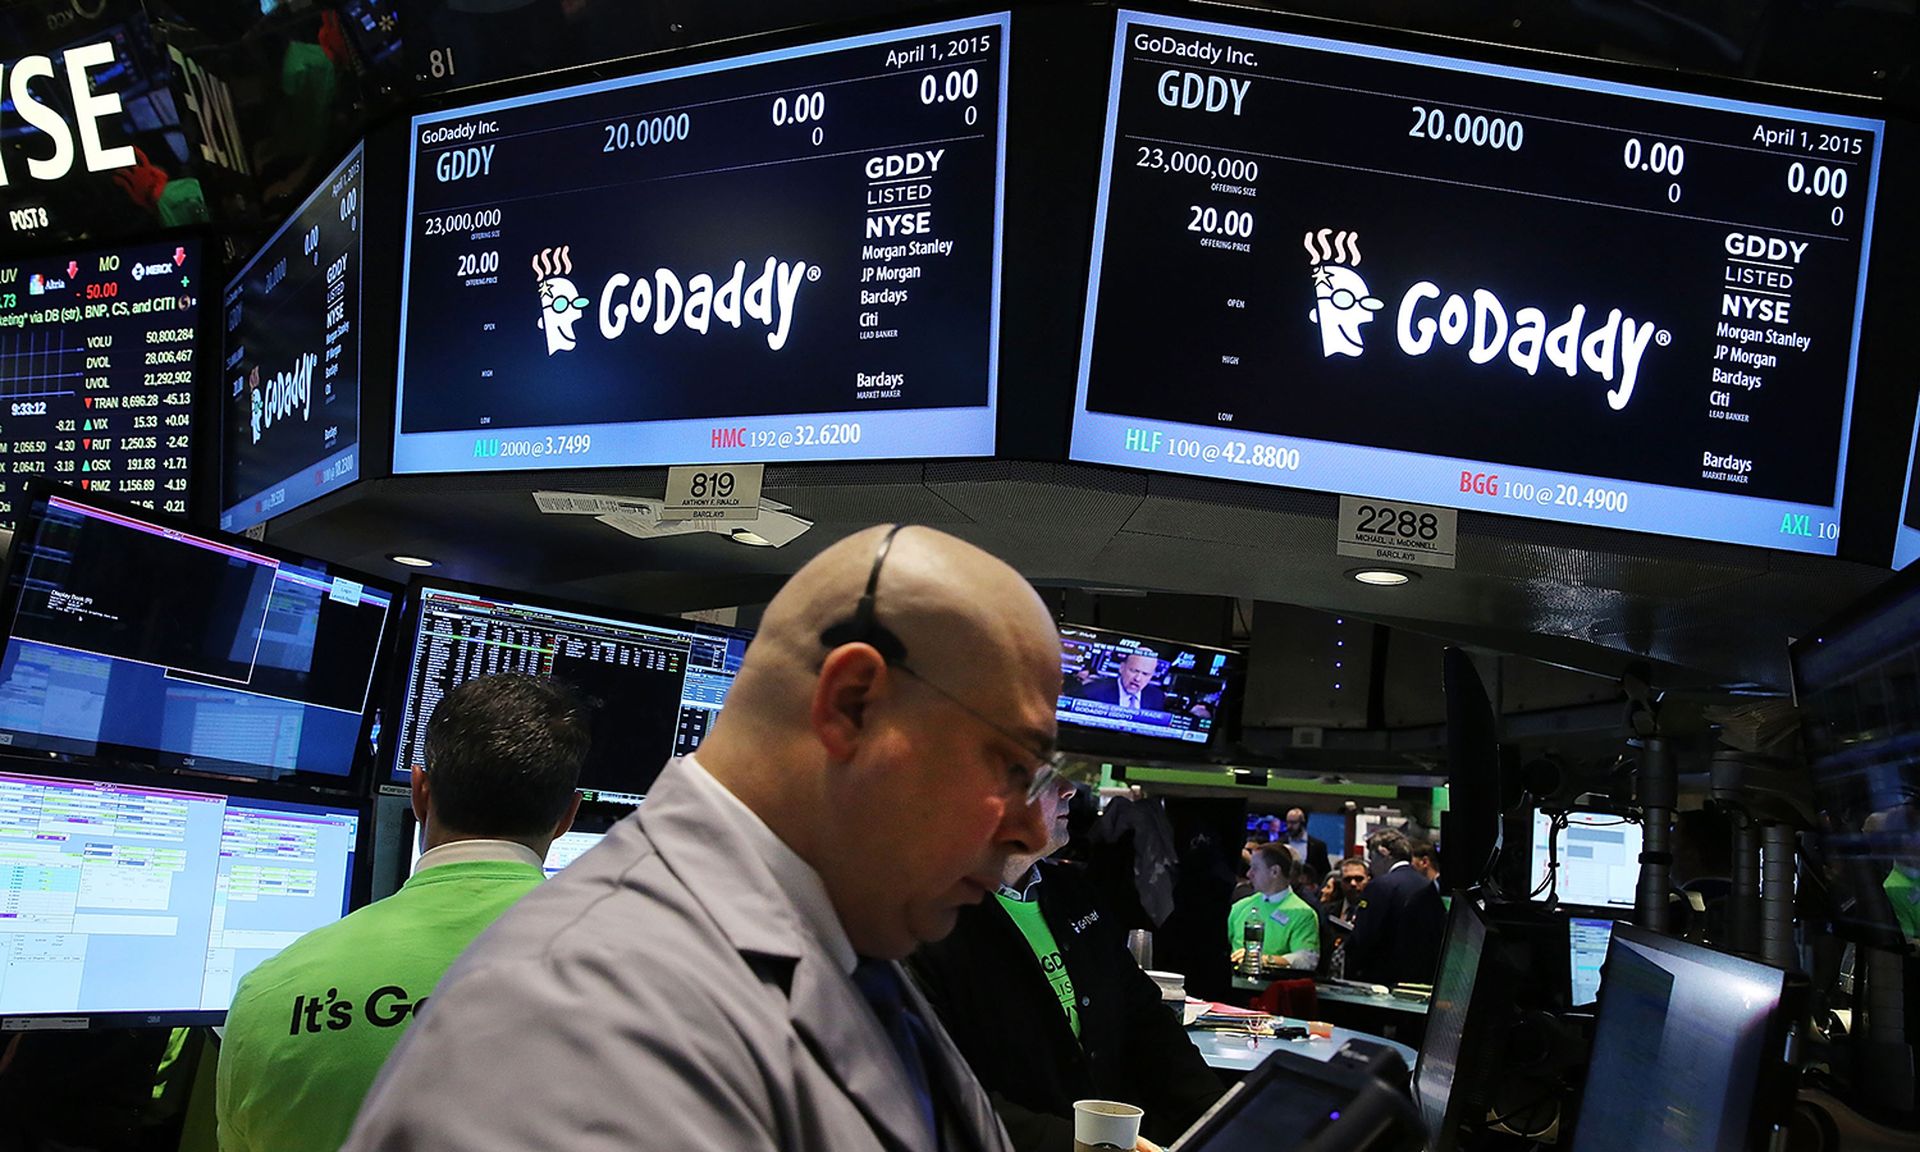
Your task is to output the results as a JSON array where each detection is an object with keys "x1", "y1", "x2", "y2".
[
  {"x1": 1227, "y1": 977, "x2": 1429, "y2": 1045},
  {"x1": 1184, "y1": 1020, "x2": 1417, "y2": 1075}
]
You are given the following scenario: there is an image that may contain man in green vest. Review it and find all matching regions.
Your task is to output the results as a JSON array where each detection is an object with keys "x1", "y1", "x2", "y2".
[
  {"x1": 910, "y1": 778, "x2": 1222, "y2": 1151},
  {"x1": 215, "y1": 674, "x2": 590, "y2": 1152},
  {"x1": 1229, "y1": 843, "x2": 1320, "y2": 972}
]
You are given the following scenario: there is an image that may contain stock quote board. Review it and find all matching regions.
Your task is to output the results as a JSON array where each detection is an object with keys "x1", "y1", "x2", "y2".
[
  {"x1": 1074, "y1": 12, "x2": 1882, "y2": 554},
  {"x1": 0, "y1": 240, "x2": 199, "y2": 525},
  {"x1": 222, "y1": 142, "x2": 365, "y2": 531},
  {"x1": 393, "y1": 13, "x2": 1009, "y2": 473}
]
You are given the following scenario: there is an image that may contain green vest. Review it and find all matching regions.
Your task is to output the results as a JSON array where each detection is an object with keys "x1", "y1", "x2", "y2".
[
  {"x1": 994, "y1": 891, "x2": 1081, "y2": 1038},
  {"x1": 215, "y1": 860, "x2": 543, "y2": 1152},
  {"x1": 1888, "y1": 868, "x2": 1920, "y2": 941},
  {"x1": 1228, "y1": 889, "x2": 1319, "y2": 963}
]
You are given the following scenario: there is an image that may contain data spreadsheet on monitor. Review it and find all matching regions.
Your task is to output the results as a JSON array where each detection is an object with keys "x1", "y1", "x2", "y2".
[
  {"x1": 390, "y1": 584, "x2": 748, "y2": 804},
  {"x1": 0, "y1": 771, "x2": 358, "y2": 1021},
  {"x1": 1570, "y1": 917, "x2": 1616, "y2": 1006},
  {"x1": 1532, "y1": 811, "x2": 1643, "y2": 909}
]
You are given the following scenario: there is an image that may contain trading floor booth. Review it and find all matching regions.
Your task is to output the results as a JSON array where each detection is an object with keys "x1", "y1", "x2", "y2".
[{"x1": 0, "y1": 1, "x2": 1917, "y2": 1150}]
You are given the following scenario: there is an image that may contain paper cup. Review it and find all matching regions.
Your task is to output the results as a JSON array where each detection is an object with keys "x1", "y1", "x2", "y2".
[{"x1": 1073, "y1": 1099, "x2": 1143, "y2": 1152}]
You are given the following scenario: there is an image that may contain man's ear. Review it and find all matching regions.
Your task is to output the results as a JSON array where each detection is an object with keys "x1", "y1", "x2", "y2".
[
  {"x1": 410, "y1": 766, "x2": 431, "y2": 827},
  {"x1": 553, "y1": 791, "x2": 583, "y2": 839},
  {"x1": 811, "y1": 643, "x2": 889, "y2": 763}
]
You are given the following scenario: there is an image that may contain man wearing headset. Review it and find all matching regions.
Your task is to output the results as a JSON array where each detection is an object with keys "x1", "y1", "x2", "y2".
[{"x1": 347, "y1": 525, "x2": 1066, "y2": 1152}]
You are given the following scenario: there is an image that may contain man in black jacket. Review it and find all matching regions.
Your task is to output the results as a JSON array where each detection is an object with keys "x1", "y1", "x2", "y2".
[
  {"x1": 1282, "y1": 807, "x2": 1333, "y2": 884},
  {"x1": 910, "y1": 780, "x2": 1223, "y2": 1151},
  {"x1": 1345, "y1": 828, "x2": 1447, "y2": 987}
]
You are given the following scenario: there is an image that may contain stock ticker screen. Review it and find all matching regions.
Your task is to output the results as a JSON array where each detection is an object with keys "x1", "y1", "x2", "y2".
[
  {"x1": 391, "y1": 585, "x2": 749, "y2": 803},
  {"x1": 391, "y1": 13, "x2": 1008, "y2": 473},
  {"x1": 0, "y1": 240, "x2": 198, "y2": 527},
  {"x1": 1074, "y1": 12, "x2": 1883, "y2": 554},
  {"x1": 222, "y1": 142, "x2": 365, "y2": 532},
  {"x1": 0, "y1": 770, "x2": 359, "y2": 1021}
]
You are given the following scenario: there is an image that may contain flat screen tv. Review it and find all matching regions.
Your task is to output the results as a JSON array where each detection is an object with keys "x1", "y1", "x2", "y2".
[{"x1": 1056, "y1": 624, "x2": 1239, "y2": 750}]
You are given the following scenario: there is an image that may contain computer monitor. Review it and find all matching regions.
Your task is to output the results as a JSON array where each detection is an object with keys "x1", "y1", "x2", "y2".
[
  {"x1": 1568, "y1": 917, "x2": 1616, "y2": 1007},
  {"x1": 1174, "y1": 1042, "x2": 1423, "y2": 1152},
  {"x1": 0, "y1": 768, "x2": 362, "y2": 1026},
  {"x1": 1571, "y1": 925, "x2": 1800, "y2": 1152},
  {"x1": 1056, "y1": 625, "x2": 1240, "y2": 750},
  {"x1": 385, "y1": 580, "x2": 750, "y2": 803},
  {"x1": 1413, "y1": 900, "x2": 1508, "y2": 1152},
  {"x1": 0, "y1": 485, "x2": 397, "y2": 788},
  {"x1": 1790, "y1": 566, "x2": 1920, "y2": 951},
  {"x1": 1531, "y1": 810, "x2": 1642, "y2": 909}
]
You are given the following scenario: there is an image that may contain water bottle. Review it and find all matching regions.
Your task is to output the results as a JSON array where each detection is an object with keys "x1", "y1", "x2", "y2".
[{"x1": 1239, "y1": 916, "x2": 1265, "y2": 976}]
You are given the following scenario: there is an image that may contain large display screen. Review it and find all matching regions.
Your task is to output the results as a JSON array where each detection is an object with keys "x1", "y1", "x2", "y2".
[
  {"x1": 0, "y1": 770, "x2": 359, "y2": 1024},
  {"x1": 0, "y1": 13, "x2": 206, "y2": 246},
  {"x1": 0, "y1": 239, "x2": 198, "y2": 527},
  {"x1": 1057, "y1": 625, "x2": 1238, "y2": 747},
  {"x1": 1074, "y1": 12, "x2": 1883, "y2": 554},
  {"x1": 221, "y1": 142, "x2": 366, "y2": 531},
  {"x1": 0, "y1": 489, "x2": 396, "y2": 785},
  {"x1": 391, "y1": 14, "x2": 1008, "y2": 473},
  {"x1": 389, "y1": 583, "x2": 749, "y2": 803}
]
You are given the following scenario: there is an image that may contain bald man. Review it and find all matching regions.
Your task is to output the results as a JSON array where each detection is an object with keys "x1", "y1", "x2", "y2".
[{"x1": 343, "y1": 525, "x2": 1062, "y2": 1152}]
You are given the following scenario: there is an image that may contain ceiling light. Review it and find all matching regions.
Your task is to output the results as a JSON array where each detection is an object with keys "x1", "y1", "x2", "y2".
[
  {"x1": 389, "y1": 554, "x2": 435, "y2": 567},
  {"x1": 729, "y1": 528, "x2": 775, "y2": 547},
  {"x1": 1350, "y1": 568, "x2": 1412, "y2": 586}
]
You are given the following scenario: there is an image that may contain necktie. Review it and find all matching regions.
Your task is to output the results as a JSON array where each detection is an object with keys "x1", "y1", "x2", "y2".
[
  {"x1": 1126, "y1": 692, "x2": 1138, "y2": 710},
  {"x1": 852, "y1": 958, "x2": 939, "y2": 1146}
]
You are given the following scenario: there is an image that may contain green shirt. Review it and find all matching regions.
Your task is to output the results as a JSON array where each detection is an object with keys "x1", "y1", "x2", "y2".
[
  {"x1": 1887, "y1": 868, "x2": 1920, "y2": 942},
  {"x1": 994, "y1": 890, "x2": 1081, "y2": 1038},
  {"x1": 1228, "y1": 890, "x2": 1319, "y2": 966},
  {"x1": 215, "y1": 859, "x2": 543, "y2": 1152}
]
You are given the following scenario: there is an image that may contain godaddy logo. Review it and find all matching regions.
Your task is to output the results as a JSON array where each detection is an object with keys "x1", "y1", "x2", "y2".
[{"x1": 1307, "y1": 228, "x2": 1668, "y2": 410}]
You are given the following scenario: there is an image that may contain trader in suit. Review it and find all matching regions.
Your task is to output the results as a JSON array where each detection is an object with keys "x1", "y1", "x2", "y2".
[
  {"x1": 1082, "y1": 651, "x2": 1166, "y2": 712},
  {"x1": 344, "y1": 524, "x2": 1064, "y2": 1152},
  {"x1": 1283, "y1": 807, "x2": 1333, "y2": 883},
  {"x1": 1345, "y1": 828, "x2": 1447, "y2": 988},
  {"x1": 911, "y1": 778, "x2": 1222, "y2": 1152}
]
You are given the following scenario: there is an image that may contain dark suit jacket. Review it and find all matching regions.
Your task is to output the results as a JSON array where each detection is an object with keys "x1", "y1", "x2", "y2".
[
  {"x1": 1082, "y1": 677, "x2": 1165, "y2": 712},
  {"x1": 1345, "y1": 862, "x2": 1446, "y2": 987},
  {"x1": 1289, "y1": 835, "x2": 1332, "y2": 882},
  {"x1": 909, "y1": 862, "x2": 1223, "y2": 1151}
]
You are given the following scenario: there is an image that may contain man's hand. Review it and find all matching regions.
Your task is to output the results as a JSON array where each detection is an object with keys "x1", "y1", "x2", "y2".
[
  {"x1": 1230, "y1": 947, "x2": 1244, "y2": 963},
  {"x1": 1135, "y1": 1139, "x2": 1164, "y2": 1152}
]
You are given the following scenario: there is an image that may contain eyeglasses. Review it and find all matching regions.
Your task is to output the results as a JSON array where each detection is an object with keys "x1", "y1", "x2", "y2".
[
  {"x1": 549, "y1": 296, "x2": 589, "y2": 313},
  {"x1": 890, "y1": 661, "x2": 1067, "y2": 807},
  {"x1": 1322, "y1": 288, "x2": 1383, "y2": 310}
]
